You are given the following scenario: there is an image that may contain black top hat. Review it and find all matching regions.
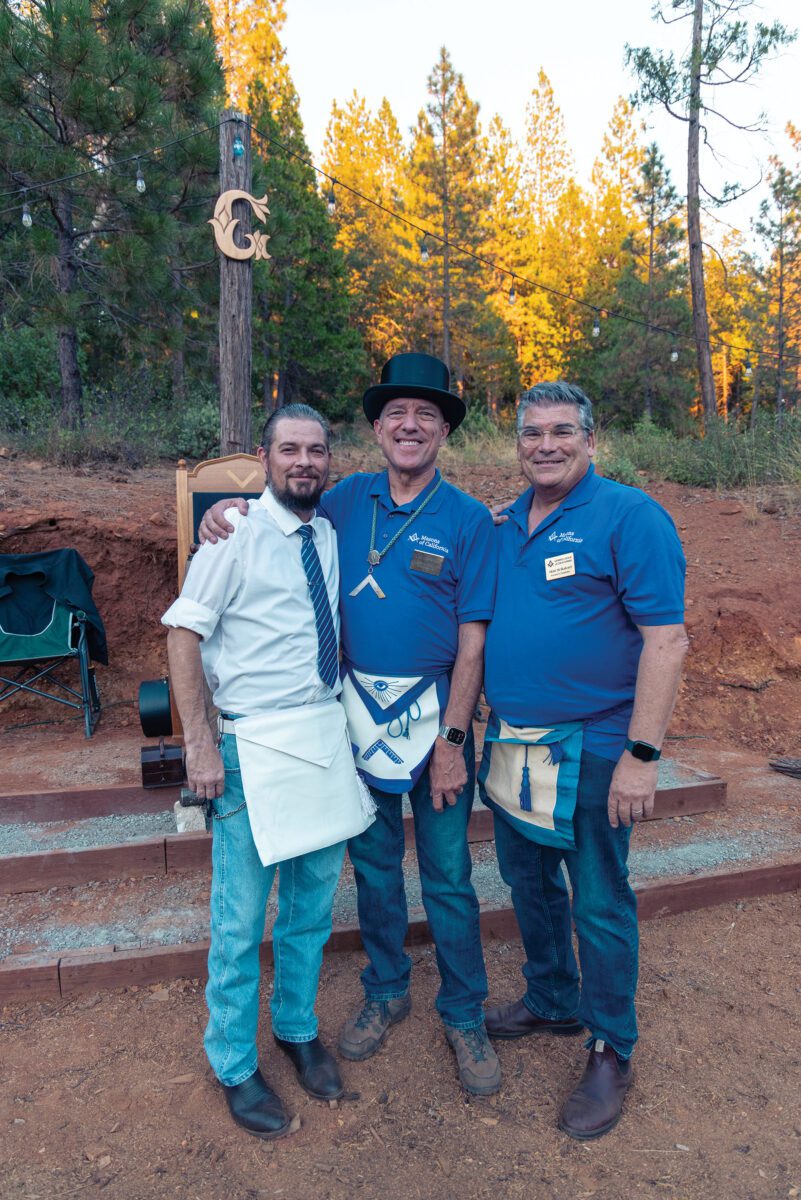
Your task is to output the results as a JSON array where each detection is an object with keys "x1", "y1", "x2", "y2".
[{"x1": 363, "y1": 352, "x2": 466, "y2": 431}]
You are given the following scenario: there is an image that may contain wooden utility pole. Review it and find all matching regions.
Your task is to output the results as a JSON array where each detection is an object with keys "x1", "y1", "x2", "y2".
[{"x1": 218, "y1": 108, "x2": 253, "y2": 455}]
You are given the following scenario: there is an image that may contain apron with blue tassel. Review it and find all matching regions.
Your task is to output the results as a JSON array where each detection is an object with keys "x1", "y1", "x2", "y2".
[
  {"x1": 478, "y1": 711, "x2": 583, "y2": 850},
  {"x1": 340, "y1": 663, "x2": 449, "y2": 794}
]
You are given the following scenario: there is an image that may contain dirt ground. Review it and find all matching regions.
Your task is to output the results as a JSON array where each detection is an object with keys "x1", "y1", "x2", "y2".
[
  {"x1": 2, "y1": 443, "x2": 801, "y2": 1199},
  {"x1": 1, "y1": 895, "x2": 801, "y2": 1200}
]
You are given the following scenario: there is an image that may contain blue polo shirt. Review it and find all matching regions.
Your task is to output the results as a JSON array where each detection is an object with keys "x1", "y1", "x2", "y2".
[
  {"x1": 483, "y1": 465, "x2": 685, "y2": 760},
  {"x1": 321, "y1": 469, "x2": 497, "y2": 675}
]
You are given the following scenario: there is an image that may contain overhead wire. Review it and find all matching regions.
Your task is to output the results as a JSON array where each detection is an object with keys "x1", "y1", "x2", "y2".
[{"x1": 2, "y1": 113, "x2": 798, "y2": 369}]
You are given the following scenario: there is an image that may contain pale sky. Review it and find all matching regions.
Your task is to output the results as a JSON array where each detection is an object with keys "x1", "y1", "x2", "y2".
[{"x1": 283, "y1": 0, "x2": 800, "y2": 249}]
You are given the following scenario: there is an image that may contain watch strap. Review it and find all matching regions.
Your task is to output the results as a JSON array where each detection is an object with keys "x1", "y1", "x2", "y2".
[{"x1": 625, "y1": 738, "x2": 661, "y2": 762}]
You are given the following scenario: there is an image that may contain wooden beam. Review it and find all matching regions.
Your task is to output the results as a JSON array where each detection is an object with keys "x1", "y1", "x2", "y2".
[
  {"x1": 0, "y1": 838, "x2": 167, "y2": 895},
  {"x1": 2, "y1": 858, "x2": 797, "y2": 1003},
  {"x1": 0, "y1": 951, "x2": 61, "y2": 1004},
  {"x1": 0, "y1": 785, "x2": 181, "y2": 825},
  {"x1": 635, "y1": 860, "x2": 801, "y2": 920}
]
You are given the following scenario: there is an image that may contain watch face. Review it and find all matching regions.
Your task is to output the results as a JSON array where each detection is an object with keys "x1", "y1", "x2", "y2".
[
  {"x1": 445, "y1": 727, "x2": 466, "y2": 746},
  {"x1": 630, "y1": 741, "x2": 656, "y2": 762}
]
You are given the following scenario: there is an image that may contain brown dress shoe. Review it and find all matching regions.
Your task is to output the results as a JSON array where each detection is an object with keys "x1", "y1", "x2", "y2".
[
  {"x1": 484, "y1": 998, "x2": 584, "y2": 1040},
  {"x1": 558, "y1": 1040, "x2": 633, "y2": 1140}
]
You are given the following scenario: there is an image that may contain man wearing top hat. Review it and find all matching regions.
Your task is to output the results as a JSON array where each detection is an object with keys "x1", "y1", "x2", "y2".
[{"x1": 200, "y1": 353, "x2": 501, "y2": 1096}]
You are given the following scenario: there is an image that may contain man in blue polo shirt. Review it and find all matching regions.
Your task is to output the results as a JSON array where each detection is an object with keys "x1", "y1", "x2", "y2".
[
  {"x1": 480, "y1": 381, "x2": 687, "y2": 1140},
  {"x1": 199, "y1": 354, "x2": 501, "y2": 1096}
]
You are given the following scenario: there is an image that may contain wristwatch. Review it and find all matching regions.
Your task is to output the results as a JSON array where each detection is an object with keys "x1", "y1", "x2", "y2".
[
  {"x1": 625, "y1": 738, "x2": 661, "y2": 762},
  {"x1": 438, "y1": 723, "x2": 467, "y2": 746}
]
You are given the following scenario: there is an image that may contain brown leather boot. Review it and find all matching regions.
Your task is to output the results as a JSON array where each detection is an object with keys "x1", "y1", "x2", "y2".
[
  {"x1": 485, "y1": 997, "x2": 584, "y2": 1039},
  {"x1": 558, "y1": 1040, "x2": 632, "y2": 1140}
]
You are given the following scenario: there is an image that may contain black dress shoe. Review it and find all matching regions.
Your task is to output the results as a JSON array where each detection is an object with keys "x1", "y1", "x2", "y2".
[
  {"x1": 222, "y1": 1068, "x2": 292, "y2": 1140},
  {"x1": 558, "y1": 1040, "x2": 633, "y2": 1140},
  {"x1": 274, "y1": 1035, "x2": 344, "y2": 1101},
  {"x1": 485, "y1": 997, "x2": 585, "y2": 1039}
]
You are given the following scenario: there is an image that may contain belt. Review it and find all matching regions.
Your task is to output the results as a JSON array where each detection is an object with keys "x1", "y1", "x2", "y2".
[{"x1": 218, "y1": 716, "x2": 238, "y2": 735}]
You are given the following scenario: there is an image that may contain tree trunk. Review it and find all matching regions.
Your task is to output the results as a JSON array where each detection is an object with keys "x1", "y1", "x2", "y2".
[
  {"x1": 218, "y1": 108, "x2": 253, "y2": 455},
  {"x1": 644, "y1": 178, "x2": 656, "y2": 419},
  {"x1": 441, "y1": 109, "x2": 451, "y2": 373},
  {"x1": 276, "y1": 369, "x2": 287, "y2": 408},
  {"x1": 687, "y1": 0, "x2": 717, "y2": 427},
  {"x1": 55, "y1": 190, "x2": 83, "y2": 430},
  {"x1": 776, "y1": 196, "x2": 785, "y2": 428},
  {"x1": 749, "y1": 360, "x2": 763, "y2": 429},
  {"x1": 170, "y1": 269, "x2": 186, "y2": 404}
]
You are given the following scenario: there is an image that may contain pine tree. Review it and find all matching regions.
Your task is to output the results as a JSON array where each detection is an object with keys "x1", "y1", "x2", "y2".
[
  {"x1": 516, "y1": 69, "x2": 580, "y2": 383},
  {"x1": 249, "y1": 79, "x2": 366, "y2": 419},
  {"x1": 626, "y1": 0, "x2": 795, "y2": 426},
  {"x1": 482, "y1": 115, "x2": 525, "y2": 410},
  {"x1": 408, "y1": 47, "x2": 489, "y2": 378},
  {"x1": 206, "y1": 0, "x2": 290, "y2": 110},
  {"x1": 321, "y1": 93, "x2": 411, "y2": 374},
  {"x1": 573, "y1": 145, "x2": 694, "y2": 427},
  {"x1": 0, "y1": 0, "x2": 222, "y2": 429},
  {"x1": 755, "y1": 156, "x2": 801, "y2": 420}
]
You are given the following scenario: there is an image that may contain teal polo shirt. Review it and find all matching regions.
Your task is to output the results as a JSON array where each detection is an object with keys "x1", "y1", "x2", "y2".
[
  {"x1": 321, "y1": 469, "x2": 497, "y2": 675},
  {"x1": 483, "y1": 465, "x2": 686, "y2": 760}
]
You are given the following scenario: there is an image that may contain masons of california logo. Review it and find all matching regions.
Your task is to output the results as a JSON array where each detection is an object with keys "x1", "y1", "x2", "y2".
[
  {"x1": 408, "y1": 533, "x2": 449, "y2": 554},
  {"x1": 548, "y1": 530, "x2": 583, "y2": 544}
]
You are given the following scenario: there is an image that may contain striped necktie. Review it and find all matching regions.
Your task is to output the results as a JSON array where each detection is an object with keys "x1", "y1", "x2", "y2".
[{"x1": 296, "y1": 523, "x2": 339, "y2": 690}]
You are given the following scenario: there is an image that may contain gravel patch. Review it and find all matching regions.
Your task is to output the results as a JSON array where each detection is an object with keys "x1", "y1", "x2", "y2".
[{"x1": 0, "y1": 810, "x2": 176, "y2": 856}]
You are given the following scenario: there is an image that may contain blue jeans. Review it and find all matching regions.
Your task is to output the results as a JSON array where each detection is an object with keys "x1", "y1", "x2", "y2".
[
  {"x1": 347, "y1": 732, "x2": 487, "y2": 1029},
  {"x1": 204, "y1": 733, "x2": 346, "y2": 1086},
  {"x1": 493, "y1": 750, "x2": 638, "y2": 1059}
]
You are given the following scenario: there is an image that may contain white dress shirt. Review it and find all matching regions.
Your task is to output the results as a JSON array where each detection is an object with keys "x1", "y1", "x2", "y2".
[{"x1": 162, "y1": 487, "x2": 340, "y2": 715}]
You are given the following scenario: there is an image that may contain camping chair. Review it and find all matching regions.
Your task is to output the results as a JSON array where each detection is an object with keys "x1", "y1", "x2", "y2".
[
  {"x1": 175, "y1": 453, "x2": 265, "y2": 587},
  {"x1": 0, "y1": 588, "x2": 101, "y2": 739}
]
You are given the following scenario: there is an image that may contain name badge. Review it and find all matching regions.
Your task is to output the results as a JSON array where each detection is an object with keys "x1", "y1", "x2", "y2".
[
  {"x1": 410, "y1": 550, "x2": 444, "y2": 576},
  {"x1": 544, "y1": 552, "x2": 575, "y2": 581}
]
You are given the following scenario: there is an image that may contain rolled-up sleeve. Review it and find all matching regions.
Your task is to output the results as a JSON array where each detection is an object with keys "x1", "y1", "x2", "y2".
[{"x1": 161, "y1": 512, "x2": 243, "y2": 639}]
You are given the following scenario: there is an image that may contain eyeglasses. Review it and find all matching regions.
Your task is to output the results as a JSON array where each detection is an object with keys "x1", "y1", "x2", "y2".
[{"x1": 518, "y1": 424, "x2": 585, "y2": 444}]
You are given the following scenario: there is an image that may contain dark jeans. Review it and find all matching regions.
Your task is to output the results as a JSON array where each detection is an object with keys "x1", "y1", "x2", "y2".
[
  {"x1": 347, "y1": 732, "x2": 488, "y2": 1029},
  {"x1": 493, "y1": 750, "x2": 638, "y2": 1058}
]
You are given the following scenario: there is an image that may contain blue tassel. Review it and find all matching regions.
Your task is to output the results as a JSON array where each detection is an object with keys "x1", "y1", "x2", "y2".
[
  {"x1": 545, "y1": 740, "x2": 564, "y2": 766},
  {"x1": 519, "y1": 746, "x2": 532, "y2": 811}
]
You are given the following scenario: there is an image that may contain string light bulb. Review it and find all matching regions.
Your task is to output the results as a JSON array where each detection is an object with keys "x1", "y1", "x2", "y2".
[
  {"x1": 327, "y1": 182, "x2": 336, "y2": 216},
  {"x1": 591, "y1": 312, "x2": 600, "y2": 338},
  {"x1": 744, "y1": 356, "x2": 753, "y2": 378},
  {"x1": 420, "y1": 236, "x2": 430, "y2": 263},
  {"x1": 135, "y1": 161, "x2": 146, "y2": 194},
  {"x1": 232, "y1": 134, "x2": 245, "y2": 159},
  {"x1": 21, "y1": 199, "x2": 32, "y2": 228},
  {"x1": 508, "y1": 283, "x2": 516, "y2": 305},
  {"x1": 670, "y1": 341, "x2": 679, "y2": 363}
]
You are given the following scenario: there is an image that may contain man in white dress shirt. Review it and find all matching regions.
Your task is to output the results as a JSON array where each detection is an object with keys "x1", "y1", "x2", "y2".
[{"x1": 162, "y1": 404, "x2": 348, "y2": 1141}]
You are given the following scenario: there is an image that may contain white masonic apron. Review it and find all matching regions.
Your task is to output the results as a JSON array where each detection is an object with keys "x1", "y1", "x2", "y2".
[
  {"x1": 340, "y1": 665, "x2": 450, "y2": 794},
  {"x1": 230, "y1": 698, "x2": 375, "y2": 867}
]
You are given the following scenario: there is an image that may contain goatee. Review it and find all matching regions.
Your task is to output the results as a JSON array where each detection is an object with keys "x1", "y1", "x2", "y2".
[{"x1": 269, "y1": 479, "x2": 326, "y2": 513}]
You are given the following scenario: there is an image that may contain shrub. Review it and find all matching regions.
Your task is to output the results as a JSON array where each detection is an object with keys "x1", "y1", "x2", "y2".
[{"x1": 601, "y1": 413, "x2": 801, "y2": 489}]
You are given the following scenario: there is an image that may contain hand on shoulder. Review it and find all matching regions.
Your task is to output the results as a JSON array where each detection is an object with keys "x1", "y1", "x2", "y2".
[{"x1": 199, "y1": 497, "x2": 250, "y2": 543}]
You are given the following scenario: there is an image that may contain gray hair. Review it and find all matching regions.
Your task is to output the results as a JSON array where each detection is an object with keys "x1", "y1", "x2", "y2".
[
  {"x1": 516, "y1": 382, "x2": 595, "y2": 435},
  {"x1": 260, "y1": 404, "x2": 330, "y2": 453}
]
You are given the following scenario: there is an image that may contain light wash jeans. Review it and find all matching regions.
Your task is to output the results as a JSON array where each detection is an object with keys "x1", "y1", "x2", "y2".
[
  {"x1": 204, "y1": 732, "x2": 346, "y2": 1086},
  {"x1": 347, "y1": 731, "x2": 488, "y2": 1030}
]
